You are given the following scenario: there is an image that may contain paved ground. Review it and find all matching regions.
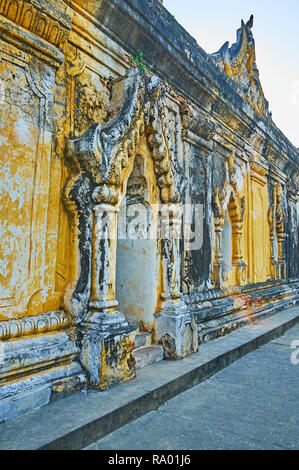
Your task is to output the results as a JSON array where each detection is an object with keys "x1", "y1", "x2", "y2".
[{"x1": 86, "y1": 323, "x2": 299, "y2": 450}]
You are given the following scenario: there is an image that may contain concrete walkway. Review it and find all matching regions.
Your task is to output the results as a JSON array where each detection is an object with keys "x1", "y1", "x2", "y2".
[{"x1": 87, "y1": 323, "x2": 299, "y2": 450}]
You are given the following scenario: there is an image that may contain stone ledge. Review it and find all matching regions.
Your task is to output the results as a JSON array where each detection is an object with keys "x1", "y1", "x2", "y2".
[{"x1": 0, "y1": 306, "x2": 298, "y2": 449}]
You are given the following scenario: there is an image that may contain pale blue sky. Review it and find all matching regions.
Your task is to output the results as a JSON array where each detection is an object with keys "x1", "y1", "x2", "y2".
[{"x1": 163, "y1": 0, "x2": 299, "y2": 147}]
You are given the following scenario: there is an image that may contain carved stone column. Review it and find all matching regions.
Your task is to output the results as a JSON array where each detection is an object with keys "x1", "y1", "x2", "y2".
[
  {"x1": 156, "y1": 205, "x2": 198, "y2": 359},
  {"x1": 268, "y1": 207, "x2": 279, "y2": 279},
  {"x1": 229, "y1": 199, "x2": 246, "y2": 285},
  {"x1": 268, "y1": 183, "x2": 287, "y2": 280},
  {"x1": 286, "y1": 181, "x2": 299, "y2": 278},
  {"x1": 64, "y1": 179, "x2": 137, "y2": 389},
  {"x1": 79, "y1": 195, "x2": 137, "y2": 390},
  {"x1": 144, "y1": 95, "x2": 197, "y2": 359},
  {"x1": 212, "y1": 186, "x2": 226, "y2": 288},
  {"x1": 64, "y1": 67, "x2": 153, "y2": 390},
  {"x1": 90, "y1": 202, "x2": 119, "y2": 312},
  {"x1": 276, "y1": 184, "x2": 287, "y2": 279},
  {"x1": 214, "y1": 223, "x2": 225, "y2": 288},
  {"x1": 160, "y1": 204, "x2": 182, "y2": 301},
  {"x1": 277, "y1": 233, "x2": 286, "y2": 279}
]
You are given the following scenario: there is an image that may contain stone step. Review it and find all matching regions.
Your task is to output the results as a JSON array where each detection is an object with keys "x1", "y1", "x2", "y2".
[
  {"x1": 132, "y1": 345, "x2": 164, "y2": 369},
  {"x1": 134, "y1": 331, "x2": 152, "y2": 349}
]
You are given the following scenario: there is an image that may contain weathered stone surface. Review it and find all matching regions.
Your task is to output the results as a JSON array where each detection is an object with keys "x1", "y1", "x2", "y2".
[
  {"x1": 133, "y1": 345, "x2": 164, "y2": 369},
  {"x1": 88, "y1": 324, "x2": 299, "y2": 450},
  {"x1": 0, "y1": 385, "x2": 52, "y2": 423},
  {"x1": 0, "y1": 307, "x2": 297, "y2": 450},
  {"x1": 0, "y1": 0, "x2": 298, "y2": 420},
  {"x1": 134, "y1": 332, "x2": 152, "y2": 349}
]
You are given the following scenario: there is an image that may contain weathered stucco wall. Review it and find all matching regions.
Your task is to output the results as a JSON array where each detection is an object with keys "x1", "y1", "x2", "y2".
[{"x1": 0, "y1": 0, "x2": 298, "y2": 421}]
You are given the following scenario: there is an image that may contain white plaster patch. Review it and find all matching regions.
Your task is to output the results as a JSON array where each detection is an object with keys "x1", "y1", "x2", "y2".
[
  {"x1": 0, "y1": 163, "x2": 31, "y2": 210},
  {"x1": 0, "y1": 221, "x2": 30, "y2": 297},
  {"x1": 223, "y1": 186, "x2": 232, "y2": 212},
  {"x1": 0, "y1": 135, "x2": 9, "y2": 147},
  {"x1": 116, "y1": 238, "x2": 158, "y2": 323},
  {"x1": 235, "y1": 166, "x2": 244, "y2": 192},
  {"x1": 14, "y1": 119, "x2": 33, "y2": 146}
]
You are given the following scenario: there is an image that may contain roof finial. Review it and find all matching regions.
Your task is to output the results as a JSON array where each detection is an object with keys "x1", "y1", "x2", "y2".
[{"x1": 246, "y1": 15, "x2": 254, "y2": 29}]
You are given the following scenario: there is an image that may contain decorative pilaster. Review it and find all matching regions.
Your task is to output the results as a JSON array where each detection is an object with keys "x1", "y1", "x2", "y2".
[
  {"x1": 64, "y1": 68, "x2": 152, "y2": 389},
  {"x1": 213, "y1": 186, "x2": 226, "y2": 288},
  {"x1": 229, "y1": 198, "x2": 246, "y2": 285},
  {"x1": 268, "y1": 207, "x2": 279, "y2": 279},
  {"x1": 151, "y1": 179, "x2": 196, "y2": 359},
  {"x1": 268, "y1": 183, "x2": 287, "y2": 280},
  {"x1": 212, "y1": 154, "x2": 246, "y2": 287},
  {"x1": 286, "y1": 181, "x2": 299, "y2": 278},
  {"x1": 276, "y1": 185, "x2": 287, "y2": 279},
  {"x1": 69, "y1": 191, "x2": 137, "y2": 389},
  {"x1": 156, "y1": 203, "x2": 198, "y2": 359},
  {"x1": 160, "y1": 204, "x2": 182, "y2": 302}
]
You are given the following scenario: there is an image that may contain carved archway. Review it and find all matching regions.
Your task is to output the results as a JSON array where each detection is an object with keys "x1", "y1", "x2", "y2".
[
  {"x1": 212, "y1": 154, "x2": 246, "y2": 288},
  {"x1": 63, "y1": 68, "x2": 186, "y2": 386},
  {"x1": 64, "y1": 67, "x2": 185, "y2": 319}
]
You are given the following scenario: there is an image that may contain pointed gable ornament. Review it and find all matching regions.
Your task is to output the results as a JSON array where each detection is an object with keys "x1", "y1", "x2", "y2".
[{"x1": 212, "y1": 15, "x2": 269, "y2": 118}]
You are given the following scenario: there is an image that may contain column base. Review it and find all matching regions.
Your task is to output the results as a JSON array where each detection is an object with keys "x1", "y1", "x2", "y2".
[
  {"x1": 0, "y1": 330, "x2": 85, "y2": 422},
  {"x1": 79, "y1": 312, "x2": 138, "y2": 390},
  {"x1": 156, "y1": 300, "x2": 198, "y2": 360},
  {"x1": 213, "y1": 261, "x2": 224, "y2": 289},
  {"x1": 278, "y1": 263, "x2": 286, "y2": 279},
  {"x1": 235, "y1": 261, "x2": 247, "y2": 285}
]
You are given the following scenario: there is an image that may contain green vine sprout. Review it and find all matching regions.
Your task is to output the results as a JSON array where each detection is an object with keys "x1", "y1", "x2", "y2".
[{"x1": 129, "y1": 51, "x2": 152, "y2": 74}]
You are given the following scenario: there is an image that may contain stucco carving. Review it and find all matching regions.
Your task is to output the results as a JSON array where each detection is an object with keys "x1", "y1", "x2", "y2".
[
  {"x1": 64, "y1": 67, "x2": 186, "y2": 320},
  {"x1": 268, "y1": 183, "x2": 287, "y2": 279},
  {"x1": 0, "y1": 0, "x2": 71, "y2": 50},
  {"x1": 67, "y1": 68, "x2": 185, "y2": 206},
  {"x1": 212, "y1": 15, "x2": 269, "y2": 118},
  {"x1": 0, "y1": 310, "x2": 71, "y2": 340},
  {"x1": 212, "y1": 154, "x2": 246, "y2": 287}
]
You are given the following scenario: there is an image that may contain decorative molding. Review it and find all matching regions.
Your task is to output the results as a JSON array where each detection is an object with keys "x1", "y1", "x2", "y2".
[
  {"x1": 0, "y1": 0, "x2": 71, "y2": 51},
  {"x1": 64, "y1": 67, "x2": 186, "y2": 321},
  {"x1": 67, "y1": 67, "x2": 185, "y2": 205},
  {"x1": 250, "y1": 158, "x2": 268, "y2": 184},
  {"x1": 0, "y1": 45, "x2": 58, "y2": 317},
  {"x1": 62, "y1": 173, "x2": 93, "y2": 321},
  {"x1": 212, "y1": 15, "x2": 269, "y2": 118},
  {"x1": 286, "y1": 180, "x2": 298, "y2": 204},
  {"x1": 0, "y1": 13, "x2": 63, "y2": 67},
  {"x1": 180, "y1": 102, "x2": 216, "y2": 143},
  {"x1": 0, "y1": 310, "x2": 72, "y2": 340}
]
